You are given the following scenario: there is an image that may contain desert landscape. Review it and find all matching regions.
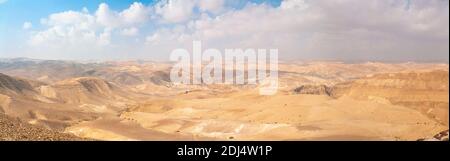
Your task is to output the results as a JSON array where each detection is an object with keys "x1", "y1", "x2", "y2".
[
  {"x1": 0, "y1": 58, "x2": 448, "y2": 141},
  {"x1": 1, "y1": 0, "x2": 449, "y2": 142}
]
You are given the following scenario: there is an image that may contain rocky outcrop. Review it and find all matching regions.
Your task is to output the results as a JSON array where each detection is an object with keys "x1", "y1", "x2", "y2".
[
  {"x1": 0, "y1": 113, "x2": 90, "y2": 141},
  {"x1": 434, "y1": 130, "x2": 449, "y2": 141},
  {"x1": 293, "y1": 85, "x2": 333, "y2": 96},
  {"x1": 417, "y1": 130, "x2": 449, "y2": 141}
]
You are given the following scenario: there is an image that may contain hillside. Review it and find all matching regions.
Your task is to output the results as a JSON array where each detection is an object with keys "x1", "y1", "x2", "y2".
[
  {"x1": 331, "y1": 70, "x2": 449, "y2": 125},
  {"x1": 0, "y1": 113, "x2": 89, "y2": 141},
  {"x1": 0, "y1": 74, "x2": 133, "y2": 131},
  {"x1": 0, "y1": 73, "x2": 36, "y2": 95},
  {"x1": 48, "y1": 77, "x2": 132, "y2": 105}
]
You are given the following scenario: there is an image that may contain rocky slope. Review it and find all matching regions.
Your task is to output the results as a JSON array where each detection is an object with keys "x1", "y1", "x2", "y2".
[
  {"x1": 293, "y1": 85, "x2": 333, "y2": 95},
  {"x1": 0, "y1": 113, "x2": 89, "y2": 141}
]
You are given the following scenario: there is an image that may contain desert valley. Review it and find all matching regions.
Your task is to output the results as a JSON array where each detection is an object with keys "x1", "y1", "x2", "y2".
[{"x1": 0, "y1": 58, "x2": 448, "y2": 141}]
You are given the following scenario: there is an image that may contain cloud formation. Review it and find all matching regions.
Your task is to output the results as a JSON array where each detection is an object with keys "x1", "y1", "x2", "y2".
[
  {"x1": 155, "y1": 0, "x2": 197, "y2": 23},
  {"x1": 22, "y1": 22, "x2": 32, "y2": 30},
  {"x1": 24, "y1": 0, "x2": 449, "y2": 61},
  {"x1": 198, "y1": 0, "x2": 225, "y2": 14}
]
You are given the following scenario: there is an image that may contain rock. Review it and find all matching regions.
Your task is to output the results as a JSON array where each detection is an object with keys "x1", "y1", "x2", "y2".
[
  {"x1": 293, "y1": 85, "x2": 333, "y2": 96},
  {"x1": 417, "y1": 130, "x2": 449, "y2": 141},
  {"x1": 433, "y1": 130, "x2": 449, "y2": 141},
  {"x1": 0, "y1": 113, "x2": 92, "y2": 141}
]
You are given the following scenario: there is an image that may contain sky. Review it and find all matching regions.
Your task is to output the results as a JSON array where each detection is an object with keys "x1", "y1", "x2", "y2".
[{"x1": 0, "y1": 0, "x2": 449, "y2": 62}]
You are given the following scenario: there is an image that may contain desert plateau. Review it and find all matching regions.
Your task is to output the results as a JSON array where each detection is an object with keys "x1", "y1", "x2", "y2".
[{"x1": 0, "y1": 58, "x2": 448, "y2": 141}]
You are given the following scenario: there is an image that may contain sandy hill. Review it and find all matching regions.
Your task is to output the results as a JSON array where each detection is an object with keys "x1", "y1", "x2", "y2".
[
  {"x1": 47, "y1": 77, "x2": 130, "y2": 104},
  {"x1": 331, "y1": 70, "x2": 449, "y2": 125},
  {"x1": 81, "y1": 70, "x2": 144, "y2": 86},
  {"x1": 0, "y1": 73, "x2": 36, "y2": 95},
  {"x1": 0, "y1": 74, "x2": 135, "y2": 131}
]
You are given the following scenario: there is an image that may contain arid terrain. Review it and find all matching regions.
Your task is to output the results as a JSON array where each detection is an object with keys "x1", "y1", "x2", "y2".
[{"x1": 0, "y1": 58, "x2": 448, "y2": 141}]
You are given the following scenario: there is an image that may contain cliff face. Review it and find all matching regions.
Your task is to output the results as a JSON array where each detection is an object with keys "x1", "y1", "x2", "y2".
[{"x1": 331, "y1": 70, "x2": 449, "y2": 125}]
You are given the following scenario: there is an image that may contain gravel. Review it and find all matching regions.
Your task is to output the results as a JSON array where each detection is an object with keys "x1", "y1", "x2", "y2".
[{"x1": 0, "y1": 113, "x2": 91, "y2": 141}]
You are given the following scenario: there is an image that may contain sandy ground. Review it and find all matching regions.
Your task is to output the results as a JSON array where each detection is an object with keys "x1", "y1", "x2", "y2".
[{"x1": 67, "y1": 92, "x2": 446, "y2": 141}]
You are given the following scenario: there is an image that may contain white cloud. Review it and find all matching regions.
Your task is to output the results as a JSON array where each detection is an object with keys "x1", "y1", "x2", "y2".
[
  {"x1": 28, "y1": 2, "x2": 151, "y2": 57},
  {"x1": 121, "y1": 2, "x2": 150, "y2": 25},
  {"x1": 145, "y1": 0, "x2": 449, "y2": 61},
  {"x1": 95, "y1": 3, "x2": 121, "y2": 28},
  {"x1": 41, "y1": 10, "x2": 96, "y2": 28},
  {"x1": 24, "y1": 0, "x2": 449, "y2": 61},
  {"x1": 121, "y1": 27, "x2": 139, "y2": 36},
  {"x1": 155, "y1": 0, "x2": 197, "y2": 23},
  {"x1": 198, "y1": 0, "x2": 225, "y2": 14},
  {"x1": 98, "y1": 28, "x2": 112, "y2": 46},
  {"x1": 95, "y1": 2, "x2": 150, "y2": 28},
  {"x1": 22, "y1": 22, "x2": 32, "y2": 30},
  {"x1": 153, "y1": 0, "x2": 226, "y2": 23},
  {"x1": 31, "y1": 10, "x2": 99, "y2": 47},
  {"x1": 280, "y1": 0, "x2": 309, "y2": 10},
  {"x1": 146, "y1": 25, "x2": 190, "y2": 44}
]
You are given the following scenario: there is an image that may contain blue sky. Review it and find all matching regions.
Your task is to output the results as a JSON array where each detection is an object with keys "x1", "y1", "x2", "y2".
[
  {"x1": 0, "y1": 0, "x2": 283, "y2": 60},
  {"x1": 0, "y1": 0, "x2": 279, "y2": 33},
  {"x1": 1, "y1": 0, "x2": 158, "y2": 47},
  {"x1": 0, "y1": 0, "x2": 448, "y2": 61},
  {"x1": 0, "y1": 1, "x2": 278, "y2": 38}
]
